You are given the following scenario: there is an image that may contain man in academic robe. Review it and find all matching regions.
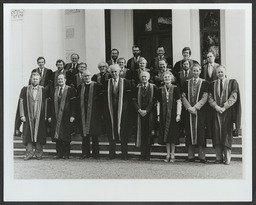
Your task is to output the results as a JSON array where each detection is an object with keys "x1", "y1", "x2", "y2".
[
  {"x1": 117, "y1": 58, "x2": 133, "y2": 80},
  {"x1": 133, "y1": 57, "x2": 152, "y2": 86},
  {"x1": 66, "y1": 62, "x2": 87, "y2": 89},
  {"x1": 92, "y1": 61, "x2": 111, "y2": 84},
  {"x1": 201, "y1": 51, "x2": 220, "y2": 82},
  {"x1": 201, "y1": 51, "x2": 220, "y2": 140},
  {"x1": 149, "y1": 46, "x2": 173, "y2": 73},
  {"x1": 64, "y1": 53, "x2": 80, "y2": 74},
  {"x1": 30, "y1": 56, "x2": 53, "y2": 93},
  {"x1": 173, "y1": 47, "x2": 199, "y2": 80},
  {"x1": 181, "y1": 64, "x2": 209, "y2": 163},
  {"x1": 52, "y1": 59, "x2": 66, "y2": 88},
  {"x1": 77, "y1": 70, "x2": 103, "y2": 159},
  {"x1": 48, "y1": 74, "x2": 76, "y2": 159},
  {"x1": 132, "y1": 71, "x2": 157, "y2": 161},
  {"x1": 152, "y1": 59, "x2": 171, "y2": 87},
  {"x1": 127, "y1": 45, "x2": 142, "y2": 72},
  {"x1": 107, "y1": 48, "x2": 119, "y2": 66},
  {"x1": 103, "y1": 64, "x2": 132, "y2": 160},
  {"x1": 15, "y1": 72, "x2": 47, "y2": 160},
  {"x1": 208, "y1": 65, "x2": 241, "y2": 165}
]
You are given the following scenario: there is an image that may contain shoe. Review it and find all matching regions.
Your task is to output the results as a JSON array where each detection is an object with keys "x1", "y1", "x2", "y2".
[
  {"x1": 224, "y1": 161, "x2": 230, "y2": 165},
  {"x1": 200, "y1": 159, "x2": 208, "y2": 164},
  {"x1": 64, "y1": 156, "x2": 69, "y2": 160},
  {"x1": 36, "y1": 157, "x2": 42, "y2": 160},
  {"x1": 215, "y1": 160, "x2": 223, "y2": 164},
  {"x1": 164, "y1": 156, "x2": 171, "y2": 162},
  {"x1": 187, "y1": 158, "x2": 195, "y2": 162},
  {"x1": 139, "y1": 156, "x2": 145, "y2": 161},
  {"x1": 24, "y1": 156, "x2": 33, "y2": 161}
]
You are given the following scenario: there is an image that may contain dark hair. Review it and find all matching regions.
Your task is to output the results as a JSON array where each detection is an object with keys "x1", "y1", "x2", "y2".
[
  {"x1": 37, "y1": 56, "x2": 45, "y2": 63},
  {"x1": 132, "y1": 45, "x2": 140, "y2": 50},
  {"x1": 182, "y1": 47, "x2": 191, "y2": 55},
  {"x1": 55, "y1": 59, "x2": 65, "y2": 67},
  {"x1": 71, "y1": 53, "x2": 80, "y2": 59},
  {"x1": 111, "y1": 48, "x2": 119, "y2": 55}
]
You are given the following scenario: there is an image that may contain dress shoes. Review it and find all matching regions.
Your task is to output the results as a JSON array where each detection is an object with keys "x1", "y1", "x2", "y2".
[
  {"x1": 199, "y1": 159, "x2": 208, "y2": 164},
  {"x1": 24, "y1": 156, "x2": 33, "y2": 161},
  {"x1": 215, "y1": 160, "x2": 223, "y2": 164}
]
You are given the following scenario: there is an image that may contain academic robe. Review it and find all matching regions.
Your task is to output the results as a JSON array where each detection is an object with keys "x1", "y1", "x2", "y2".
[
  {"x1": 158, "y1": 85, "x2": 181, "y2": 145},
  {"x1": 103, "y1": 78, "x2": 132, "y2": 141},
  {"x1": 77, "y1": 82, "x2": 103, "y2": 136},
  {"x1": 201, "y1": 63, "x2": 220, "y2": 82},
  {"x1": 48, "y1": 85, "x2": 76, "y2": 142},
  {"x1": 173, "y1": 59, "x2": 199, "y2": 80},
  {"x1": 182, "y1": 79, "x2": 208, "y2": 146},
  {"x1": 132, "y1": 83, "x2": 158, "y2": 147},
  {"x1": 92, "y1": 72, "x2": 111, "y2": 84},
  {"x1": 14, "y1": 85, "x2": 47, "y2": 145},
  {"x1": 208, "y1": 79, "x2": 241, "y2": 149},
  {"x1": 149, "y1": 56, "x2": 173, "y2": 72}
]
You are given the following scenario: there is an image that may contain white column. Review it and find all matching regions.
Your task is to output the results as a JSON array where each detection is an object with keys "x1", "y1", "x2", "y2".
[
  {"x1": 110, "y1": 10, "x2": 133, "y2": 61},
  {"x1": 84, "y1": 10, "x2": 106, "y2": 74},
  {"x1": 172, "y1": 9, "x2": 200, "y2": 64}
]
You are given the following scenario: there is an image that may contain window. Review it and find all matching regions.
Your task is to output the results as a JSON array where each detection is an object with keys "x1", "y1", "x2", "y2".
[{"x1": 200, "y1": 10, "x2": 221, "y2": 65}]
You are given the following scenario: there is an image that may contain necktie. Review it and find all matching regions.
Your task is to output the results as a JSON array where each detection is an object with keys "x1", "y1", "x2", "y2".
[
  {"x1": 193, "y1": 78, "x2": 197, "y2": 86},
  {"x1": 220, "y1": 80, "x2": 223, "y2": 95},
  {"x1": 59, "y1": 87, "x2": 63, "y2": 97},
  {"x1": 32, "y1": 87, "x2": 37, "y2": 100},
  {"x1": 113, "y1": 79, "x2": 117, "y2": 94},
  {"x1": 39, "y1": 68, "x2": 43, "y2": 76},
  {"x1": 185, "y1": 70, "x2": 188, "y2": 78}
]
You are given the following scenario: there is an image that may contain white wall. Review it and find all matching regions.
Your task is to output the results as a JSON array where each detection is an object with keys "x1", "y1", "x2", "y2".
[
  {"x1": 220, "y1": 10, "x2": 246, "y2": 128},
  {"x1": 172, "y1": 9, "x2": 201, "y2": 65},
  {"x1": 84, "y1": 10, "x2": 106, "y2": 74},
  {"x1": 110, "y1": 10, "x2": 133, "y2": 62}
]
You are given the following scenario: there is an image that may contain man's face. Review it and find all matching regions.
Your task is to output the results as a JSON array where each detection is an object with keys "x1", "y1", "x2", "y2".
[
  {"x1": 192, "y1": 67, "x2": 201, "y2": 78},
  {"x1": 71, "y1": 55, "x2": 79, "y2": 63},
  {"x1": 140, "y1": 74, "x2": 149, "y2": 84},
  {"x1": 183, "y1": 61, "x2": 190, "y2": 70},
  {"x1": 31, "y1": 75, "x2": 40, "y2": 86},
  {"x1": 163, "y1": 74, "x2": 172, "y2": 84},
  {"x1": 157, "y1": 48, "x2": 165, "y2": 57},
  {"x1": 84, "y1": 75, "x2": 91, "y2": 84},
  {"x1": 37, "y1": 59, "x2": 45, "y2": 68},
  {"x1": 159, "y1": 61, "x2": 167, "y2": 72},
  {"x1": 118, "y1": 59, "x2": 126, "y2": 69},
  {"x1": 217, "y1": 67, "x2": 226, "y2": 80},
  {"x1": 98, "y1": 64, "x2": 107, "y2": 73},
  {"x1": 139, "y1": 60, "x2": 146, "y2": 69},
  {"x1": 111, "y1": 50, "x2": 119, "y2": 60},
  {"x1": 57, "y1": 75, "x2": 66, "y2": 86},
  {"x1": 207, "y1": 53, "x2": 215, "y2": 64},
  {"x1": 132, "y1": 47, "x2": 141, "y2": 57},
  {"x1": 111, "y1": 68, "x2": 120, "y2": 79},
  {"x1": 182, "y1": 50, "x2": 190, "y2": 60},
  {"x1": 57, "y1": 62, "x2": 64, "y2": 71},
  {"x1": 78, "y1": 64, "x2": 87, "y2": 73}
]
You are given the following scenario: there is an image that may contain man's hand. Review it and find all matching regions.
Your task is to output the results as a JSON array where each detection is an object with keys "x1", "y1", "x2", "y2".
[
  {"x1": 48, "y1": 118, "x2": 51, "y2": 123},
  {"x1": 20, "y1": 116, "x2": 26, "y2": 122},
  {"x1": 70, "y1": 117, "x2": 75, "y2": 123}
]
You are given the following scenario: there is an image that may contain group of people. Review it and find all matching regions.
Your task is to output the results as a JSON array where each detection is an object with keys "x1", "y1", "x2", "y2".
[{"x1": 14, "y1": 45, "x2": 242, "y2": 165}]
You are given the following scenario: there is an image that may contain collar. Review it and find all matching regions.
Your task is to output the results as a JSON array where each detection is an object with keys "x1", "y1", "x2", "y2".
[
  {"x1": 32, "y1": 85, "x2": 39, "y2": 89},
  {"x1": 142, "y1": 83, "x2": 148, "y2": 88},
  {"x1": 85, "y1": 82, "x2": 91, "y2": 85},
  {"x1": 193, "y1": 77, "x2": 199, "y2": 83},
  {"x1": 59, "y1": 85, "x2": 65, "y2": 90},
  {"x1": 113, "y1": 78, "x2": 119, "y2": 82}
]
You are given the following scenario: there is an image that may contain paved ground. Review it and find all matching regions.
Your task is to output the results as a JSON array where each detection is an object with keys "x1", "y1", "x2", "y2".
[{"x1": 14, "y1": 156, "x2": 243, "y2": 179}]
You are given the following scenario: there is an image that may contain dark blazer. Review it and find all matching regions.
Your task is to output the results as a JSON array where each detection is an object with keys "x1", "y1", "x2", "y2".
[
  {"x1": 92, "y1": 72, "x2": 112, "y2": 84},
  {"x1": 127, "y1": 57, "x2": 140, "y2": 72},
  {"x1": 149, "y1": 56, "x2": 173, "y2": 72},
  {"x1": 120, "y1": 68, "x2": 133, "y2": 80},
  {"x1": 64, "y1": 63, "x2": 79, "y2": 74},
  {"x1": 107, "y1": 59, "x2": 118, "y2": 66},
  {"x1": 201, "y1": 63, "x2": 219, "y2": 82},
  {"x1": 177, "y1": 69, "x2": 193, "y2": 90}
]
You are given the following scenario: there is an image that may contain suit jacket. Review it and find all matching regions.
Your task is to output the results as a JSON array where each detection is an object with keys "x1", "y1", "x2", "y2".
[
  {"x1": 127, "y1": 57, "x2": 141, "y2": 72},
  {"x1": 201, "y1": 63, "x2": 219, "y2": 82},
  {"x1": 149, "y1": 56, "x2": 173, "y2": 72},
  {"x1": 119, "y1": 68, "x2": 133, "y2": 80},
  {"x1": 92, "y1": 72, "x2": 111, "y2": 84},
  {"x1": 177, "y1": 69, "x2": 194, "y2": 91},
  {"x1": 64, "y1": 63, "x2": 79, "y2": 74},
  {"x1": 107, "y1": 59, "x2": 118, "y2": 66}
]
